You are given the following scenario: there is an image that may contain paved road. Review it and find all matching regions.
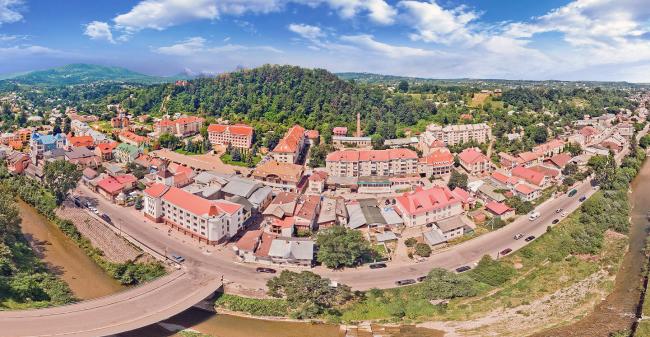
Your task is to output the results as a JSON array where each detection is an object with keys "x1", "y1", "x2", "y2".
[
  {"x1": 0, "y1": 270, "x2": 222, "y2": 337},
  {"x1": 76, "y1": 178, "x2": 596, "y2": 291}
]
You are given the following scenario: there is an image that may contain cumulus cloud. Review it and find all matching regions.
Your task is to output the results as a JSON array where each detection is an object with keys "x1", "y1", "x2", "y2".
[
  {"x1": 288, "y1": 23, "x2": 325, "y2": 40},
  {"x1": 84, "y1": 21, "x2": 115, "y2": 43},
  {"x1": 154, "y1": 37, "x2": 282, "y2": 56},
  {"x1": 0, "y1": 0, "x2": 24, "y2": 25},
  {"x1": 398, "y1": 0, "x2": 483, "y2": 45},
  {"x1": 340, "y1": 34, "x2": 437, "y2": 58}
]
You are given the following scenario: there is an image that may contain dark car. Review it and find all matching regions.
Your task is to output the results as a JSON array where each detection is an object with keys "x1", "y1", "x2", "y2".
[
  {"x1": 101, "y1": 214, "x2": 112, "y2": 223},
  {"x1": 395, "y1": 279, "x2": 416, "y2": 286},
  {"x1": 369, "y1": 263, "x2": 387, "y2": 269},
  {"x1": 416, "y1": 275, "x2": 428, "y2": 282},
  {"x1": 170, "y1": 254, "x2": 185, "y2": 263},
  {"x1": 500, "y1": 248, "x2": 512, "y2": 256},
  {"x1": 552, "y1": 219, "x2": 559, "y2": 224},
  {"x1": 455, "y1": 266, "x2": 471, "y2": 273},
  {"x1": 525, "y1": 235, "x2": 536, "y2": 242},
  {"x1": 255, "y1": 267, "x2": 277, "y2": 274},
  {"x1": 579, "y1": 196, "x2": 587, "y2": 202},
  {"x1": 568, "y1": 189, "x2": 578, "y2": 197}
]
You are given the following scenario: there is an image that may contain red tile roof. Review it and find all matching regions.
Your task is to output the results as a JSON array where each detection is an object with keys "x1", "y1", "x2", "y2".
[
  {"x1": 97, "y1": 176, "x2": 129, "y2": 195},
  {"x1": 511, "y1": 166, "x2": 545, "y2": 186},
  {"x1": 529, "y1": 165, "x2": 561, "y2": 178},
  {"x1": 143, "y1": 183, "x2": 169, "y2": 198},
  {"x1": 207, "y1": 123, "x2": 254, "y2": 137},
  {"x1": 309, "y1": 171, "x2": 328, "y2": 181},
  {"x1": 515, "y1": 183, "x2": 537, "y2": 195},
  {"x1": 491, "y1": 171, "x2": 517, "y2": 185},
  {"x1": 272, "y1": 125, "x2": 305, "y2": 153},
  {"x1": 326, "y1": 148, "x2": 418, "y2": 162},
  {"x1": 306, "y1": 130, "x2": 319, "y2": 139},
  {"x1": 67, "y1": 134, "x2": 94, "y2": 148},
  {"x1": 235, "y1": 230, "x2": 262, "y2": 251},
  {"x1": 332, "y1": 127, "x2": 348, "y2": 135},
  {"x1": 419, "y1": 149, "x2": 454, "y2": 166},
  {"x1": 485, "y1": 201, "x2": 511, "y2": 215},
  {"x1": 145, "y1": 183, "x2": 242, "y2": 217},
  {"x1": 546, "y1": 153, "x2": 572, "y2": 168},
  {"x1": 395, "y1": 186, "x2": 461, "y2": 216},
  {"x1": 96, "y1": 142, "x2": 117, "y2": 154},
  {"x1": 458, "y1": 148, "x2": 488, "y2": 165},
  {"x1": 580, "y1": 126, "x2": 598, "y2": 137}
]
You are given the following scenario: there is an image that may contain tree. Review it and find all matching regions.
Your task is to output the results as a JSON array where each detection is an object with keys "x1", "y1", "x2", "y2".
[
  {"x1": 640, "y1": 134, "x2": 650, "y2": 149},
  {"x1": 414, "y1": 243, "x2": 432, "y2": 257},
  {"x1": 267, "y1": 270, "x2": 353, "y2": 318},
  {"x1": 316, "y1": 226, "x2": 371, "y2": 269},
  {"x1": 562, "y1": 162, "x2": 579, "y2": 176},
  {"x1": 397, "y1": 80, "x2": 409, "y2": 93},
  {"x1": 417, "y1": 268, "x2": 479, "y2": 300},
  {"x1": 505, "y1": 196, "x2": 534, "y2": 215},
  {"x1": 404, "y1": 237, "x2": 417, "y2": 247},
  {"x1": 134, "y1": 196, "x2": 143, "y2": 210},
  {"x1": 62, "y1": 117, "x2": 71, "y2": 134},
  {"x1": 448, "y1": 170, "x2": 468, "y2": 190},
  {"x1": 468, "y1": 255, "x2": 516, "y2": 286},
  {"x1": 158, "y1": 133, "x2": 179, "y2": 149},
  {"x1": 564, "y1": 142, "x2": 583, "y2": 156},
  {"x1": 44, "y1": 160, "x2": 82, "y2": 205},
  {"x1": 231, "y1": 148, "x2": 241, "y2": 162}
]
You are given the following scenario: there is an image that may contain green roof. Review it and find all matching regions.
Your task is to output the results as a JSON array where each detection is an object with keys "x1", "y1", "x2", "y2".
[{"x1": 116, "y1": 143, "x2": 141, "y2": 155}]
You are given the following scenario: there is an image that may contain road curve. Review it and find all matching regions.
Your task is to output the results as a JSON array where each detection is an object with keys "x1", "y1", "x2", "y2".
[{"x1": 0, "y1": 270, "x2": 222, "y2": 337}]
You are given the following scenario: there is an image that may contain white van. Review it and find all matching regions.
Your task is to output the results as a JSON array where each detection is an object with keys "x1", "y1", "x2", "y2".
[{"x1": 528, "y1": 211, "x2": 540, "y2": 221}]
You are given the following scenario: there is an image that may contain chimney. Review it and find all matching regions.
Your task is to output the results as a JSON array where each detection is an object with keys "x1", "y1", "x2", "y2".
[{"x1": 356, "y1": 112, "x2": 362, "y2": 137}]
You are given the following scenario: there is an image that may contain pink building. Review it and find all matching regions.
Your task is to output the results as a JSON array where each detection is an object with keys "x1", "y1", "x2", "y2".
[
  {"x1": 207, "y1": 124, "x2": 254, "y2": 149},
  {"x1": 394, "y1": 186, "x2": 463, "y2": 228},
  {"x1": 458, "y1": 148, "x2": 491, "y2": 175}
]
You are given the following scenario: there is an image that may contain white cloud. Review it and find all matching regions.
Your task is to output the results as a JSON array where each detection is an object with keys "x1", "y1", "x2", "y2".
[
  {"x1": 111, "y1": 0, "x2": 396, "y2": 32},
  {"x1": 398, "y1": 0, "x2": 482, "y2": 45},
  {"x1": 84, "y1": 21, "x2": 115, "y2": 44},
  {"x1": 0, "y1": 0, "x2": 23, "y2": 25},
  {"x1": 340, "y1": 34, "x2": 437, "y2": 58},
  {"x1": 288, "y1": 23, "x2": 325, "y2": 40},
  {"x1": 0, "y1": 45, "x2": 61, "y2": 58},
  {"x1": 154, "y1": 37, "x2": 282, "y2": 56}
]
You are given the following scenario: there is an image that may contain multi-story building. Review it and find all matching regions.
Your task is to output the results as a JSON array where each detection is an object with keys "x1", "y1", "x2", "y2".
[
  {"x1": 118, "y1": 130, "x2": 148, "y2": 147},
  {"x1": 394, "y1": 186, "x2": 463, "y2": 228},
  {"x1": 418, "y1": 149, "x2": 454, "y2": 177},
  {"x1": 332, "y1": 136, "x2": 372, "y2": 149},
  {"x1": 325, "y1": 148, "x2": 418, "y2": 178},
  {"x1": 458, "y1": 148, "x2": 491, "y2": 175},
  {"x1": 207, "y1": 123, "x2": 254, "y2": 149},
  {"x1": 154, "y1": 116, "x2": 204, "y2": 138},
  {"x1": 532, "y1": 139, "x2": 565, "y2": 158},
  {"x1": 30, "y1": 132, "x2": 65, "y2": 164},
  {"x1": 271, "y1": 125, "x2": 306, "y2": 164},
  {"x1": 252, "y1": 160, "x2": 305, "y2": 193},
  {"x1": 143, "y1": 183, "x2": 245, "y2": 244},
  {"x1": 114, "y1": 143, "x2": 142, "y2": 164},
  {"x1": 420, "y1": 123, "x2": 491, "y2": 146},
  {"x1": 111, "y1": 113, "x2": 130, "y2": 129}
]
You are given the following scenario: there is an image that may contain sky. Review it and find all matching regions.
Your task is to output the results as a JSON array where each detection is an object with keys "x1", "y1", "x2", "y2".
[{"x1": 0, "y1": 0, "x2": 650, "y2": 82}]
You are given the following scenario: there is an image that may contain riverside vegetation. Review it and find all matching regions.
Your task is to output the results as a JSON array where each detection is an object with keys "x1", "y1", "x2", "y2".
[{"x1": 216, "y1": 148, "x2": 645, "y2": 334}]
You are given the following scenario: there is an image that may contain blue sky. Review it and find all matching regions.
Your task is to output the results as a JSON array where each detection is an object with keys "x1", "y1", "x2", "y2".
[{"x1": 1, "y1": 0, "x2": 650, "y2": 82}]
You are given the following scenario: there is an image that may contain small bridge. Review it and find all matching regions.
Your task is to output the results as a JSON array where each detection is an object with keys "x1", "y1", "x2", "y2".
[{"x1": 0, "y1": 270, "x2": 222, "y2": 337}]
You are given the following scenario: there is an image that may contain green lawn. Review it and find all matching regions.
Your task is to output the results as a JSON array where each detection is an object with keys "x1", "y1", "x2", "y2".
[{"x1": 220, "y1": 153, "x2": 261, "y2": 168}]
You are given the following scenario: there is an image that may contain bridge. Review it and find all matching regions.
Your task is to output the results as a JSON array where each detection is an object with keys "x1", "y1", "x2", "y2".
[{"x1": 0, "y1": 270, "x2": 222, "y2": 337}]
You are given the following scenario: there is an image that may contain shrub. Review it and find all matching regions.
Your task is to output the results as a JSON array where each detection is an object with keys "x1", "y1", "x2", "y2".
[
  {"x1": 414, "y1": 243, "x2": 432, "y2": 257},
  {"x1": 468, "y1": 255, "x2": 516, "y2": 286},
  {"x1": 404, "y1": 237, "x2": 417, "y2": 247}
]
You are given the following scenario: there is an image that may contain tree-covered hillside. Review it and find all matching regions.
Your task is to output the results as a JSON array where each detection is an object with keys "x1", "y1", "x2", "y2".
[{"x1": 108, "y1": 64, "x2": 438, "y2": 140}]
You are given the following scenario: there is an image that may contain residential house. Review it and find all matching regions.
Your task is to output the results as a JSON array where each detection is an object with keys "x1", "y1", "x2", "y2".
[
  {"x1": 118, "y1": 130, "x2": 147, "y2": 147},
  {"x1": 458, "y1": 148, "x2": 491, "y2": 175},
  {"x1": 394, "y1": 186, "x2": 463, "y2": 228},
  {"x1": 96, "y1": 174, "x2": 137, "y2": 201},
  {"x1": 485, "y1": 201, "x2": 515, "y2": 220},
  {"x1": 65, "y1": 147, "x2": 101, "y2": 168},
  {"x1": 114, "y1": 143, "x2": 142, "y2": 164},
  {"x1": 95, "y1": 142, "x2": 117, "y2": 161},
  {"x1": 30, "y1": 132, "x2": 65, "y2": 164},
  {"x1": 514, "y1": 183, "x2": 541, "y2": 202},
  {"x1": 307, "y1": 171, "x2": 328, "y2": 194},
  {"x1": 511, "y1": 166, "x2": 547, "y2": 187},
  {"x1": 252, "y1": 160, "x2": 305, "y2": 193}
]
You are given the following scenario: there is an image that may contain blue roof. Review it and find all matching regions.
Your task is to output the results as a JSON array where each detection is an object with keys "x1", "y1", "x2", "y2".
[{"x1": 33, "y1": 133, "x2": 65, "y2": 145}]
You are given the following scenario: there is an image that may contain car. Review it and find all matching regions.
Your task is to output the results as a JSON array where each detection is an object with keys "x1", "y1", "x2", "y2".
[
  {"x1": 395, "y1": 279, "x2": 416, "y2": 286},
  {"x1": 455, "y1": 266, "x2": 471, "y2": 273},
  {"x1": 255, "y1": 267, "x2": 276, "y2": 274},
  {"x1": 579, "y1": 195, "x2": 587, "y2": 202},
  {"x1": 369, "y1": 263, "x2": 387, "y2": 269},
  {"x1": 513, "y1": 233, "x2": 524, "y2": 240},
  {"x1": 568, "y1": 189, "x2": 578, "y2": 197},
  {"x1": 528, "y1": 211, "x2": 540, "y2": 221},
  {"x1": 500, "y1": 248, "x2": 512, "y2": 256},
  {"x1": 556, "y1": 208, "x2": 563, "y2": 213},
  {"x1": 561, "y1": 211, "x2": 568, "y2": 217},
  {"x1": 416, "y1": 276, "x2": 428, "y2": 282},
  {"x1": 170, "y1": 254, "x2": 185, "y2": 263},
  {"x1": 101, "y1": 214, "x2": 112, "y2": 223},
  {"x1": 552, "y1": 219, "x2": 560, "y2": 224},
  {"x1": 525, "y1": 235, "x2": 536, "y2": 242}
]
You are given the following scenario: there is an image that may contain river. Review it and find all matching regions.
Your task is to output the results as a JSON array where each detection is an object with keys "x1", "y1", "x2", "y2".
[{"x1": 532, "y1": 158, "x2": 650, "y2": 336}]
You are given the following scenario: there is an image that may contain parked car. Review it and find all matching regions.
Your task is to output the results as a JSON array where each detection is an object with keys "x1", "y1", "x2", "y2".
[
  {"x1": 369, "y1": 263, "x2": 387, "y2": 269},
  {"x1": 513, "y1": 233, "x2": 524, "y2": 240},
  {"x1": 395, "y1": 279, "x2": 416, "y2": 286},
  {"x1": 568, "y1": 189, "x2": 578, "y2": 197},
  {"x1": 455, "y1": 266, "x2": 471, "y2": 273},
  {"x1": 552, "y1": 219, "x2": 560, "y2": 224},
  {"x1": 170, "y1": 254, "x2": 185, "y2": 263},
  {"x1": 416, "y1": 275, "x2": 428, "y2": 282},
  {"x1": 525, "y1": 235, "x2": 536, "y2": 242},
  {"x1": 528, "y1": 211, "x2": 540, "y2": 221},
  {"x1": 556, "y1": 208, "x2": 563, "y2": 213},
  {"x1": 500, "y1": 248, "x2": 513, "y2": 256},
  {"x1": 101, "y1": 214, "x2": 112, "y2": 223},
  {"x1": 255, "y1": 267, "x2": 276, "y2": 274},
  {"x1": 579, "y1": 196, "x2": 587, "y2": 202}
]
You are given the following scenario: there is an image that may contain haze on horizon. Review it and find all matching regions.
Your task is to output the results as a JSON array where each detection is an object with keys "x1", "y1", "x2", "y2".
[{"x1": 0, "y1": 0, "x2": 649, "y2": 82}]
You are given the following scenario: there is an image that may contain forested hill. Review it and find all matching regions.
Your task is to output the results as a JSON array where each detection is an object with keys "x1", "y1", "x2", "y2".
[{"x1": 108, "y1": 64, "x2": 437, "y2": 139}]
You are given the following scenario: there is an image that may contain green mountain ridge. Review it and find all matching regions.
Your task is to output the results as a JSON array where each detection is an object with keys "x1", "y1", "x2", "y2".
[{"x1": 0, "y1": 64, "x2": 187, "y2": 86}]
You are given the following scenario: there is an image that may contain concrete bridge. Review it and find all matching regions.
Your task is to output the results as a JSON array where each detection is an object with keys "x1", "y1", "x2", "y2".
[{"x1": 0, "y1": 270, "x2": 222, "y2": 337}]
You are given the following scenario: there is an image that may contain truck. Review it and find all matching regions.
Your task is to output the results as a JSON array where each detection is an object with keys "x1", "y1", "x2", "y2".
[{"x1": 528, "y1": 211, "x2": 541, "y2": 221}]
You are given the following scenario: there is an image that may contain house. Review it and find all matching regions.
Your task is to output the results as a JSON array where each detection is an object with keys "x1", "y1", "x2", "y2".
[
  {"x1": 616, "y1": 122, "x2": 635, "y2": 138},
  {"x1": 477, "y1": 182, "x2": 506, "y2": 203},
  {"x1": 485, "y1": 201, "x2": 515, "y2": 220},
  {"x1": 118, "y1": 130, "x2": 147, "y2": 147},
  {"x1": 394, "y1": 186, "x2": 463, "y2": 228},
  {"x1": 458, "y1": 148, "x2": 491, "y2": 175},
  {"x1": 435, "y1": 215, "x2": 474, "y2": 241},
  {"x1": 514, "y1": 183, "x2": 541, "y2": 202},
  {"x1": 333, "y1": 127, "x2": 348, "y2": 136},
  {"x1": 418, "y1": 149, "x2": 454, "y2": 178},
  {"x1": 30, "y1": 133, "x2": 65, "y2": 164},
  {"x1": 6, "y1": 152, "x2": 29, "y2": 174},
  {"x1": 307, "y1": 171, "x2": 328, "y2": 194},
  {"x1": 271, "y1": 125, "x2": 306, "y2": 164},
  {"x1": 96, "y1": 174, "x2": 137, "y2": 201},
  {"x1": 532, "y1": 139, "x2": 565, "y2": 157},
  {"x1": 544, "y1": 153, "x2": 572, "y2": 170},
  {"x1": 293, "y1": 194, "x2": 321, "y2": 232},
  {"x1": 95, "y1": 142, "x2": 118, "y2": 161},
  {"x1": 65, "y1": 134, "x2": 95, "y2": 149},
  {"x1": 511, "y1": 166, "x2": 547, "y2": 187},
  {"x1": 267, "y1": 237, "x2": 314, "y2": 266},
  {"x1": 155, "y1": 116, "x2": 204, "y2": 138},
  {"x1": 451, "y1": 187, "x2": 475, "y2": 210},
  {"x1": 114, "y1": 143, "x2": 142, "y2": 164},
  {"x1": 207, "y1": 123, "x2": 254, "y2": 149},
  {"x1": 143, "y1": 183, "x2": 245, "y2": 244},
  {"x1": 252, "y1": 160, "x2": 305, "y2": 193},
  {"x1": 316, "y1": 197, "x2": 348, "y2": 229},
  {"x1": 263, "y1": 192, "x2": 299, "y2": 222},
  {"x1": 346, "y1": 199, "x2": 402, "y2": 230},
  {"x1": 65, "y1": 147, "x2": 101, "y2": 168},
  {"x1": 490, "y1": 171, "x2": 518, "y2": 189}
]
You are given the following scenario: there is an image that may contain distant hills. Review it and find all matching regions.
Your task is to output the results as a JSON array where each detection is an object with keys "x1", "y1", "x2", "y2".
[{"x1": 0, "y1": 64, "x2": 188, "y2": 86}]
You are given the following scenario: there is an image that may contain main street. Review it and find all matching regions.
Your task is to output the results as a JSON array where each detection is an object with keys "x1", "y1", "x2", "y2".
[{"x1": 76, "y1": 177, "x2": 596, "y2": 291}]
